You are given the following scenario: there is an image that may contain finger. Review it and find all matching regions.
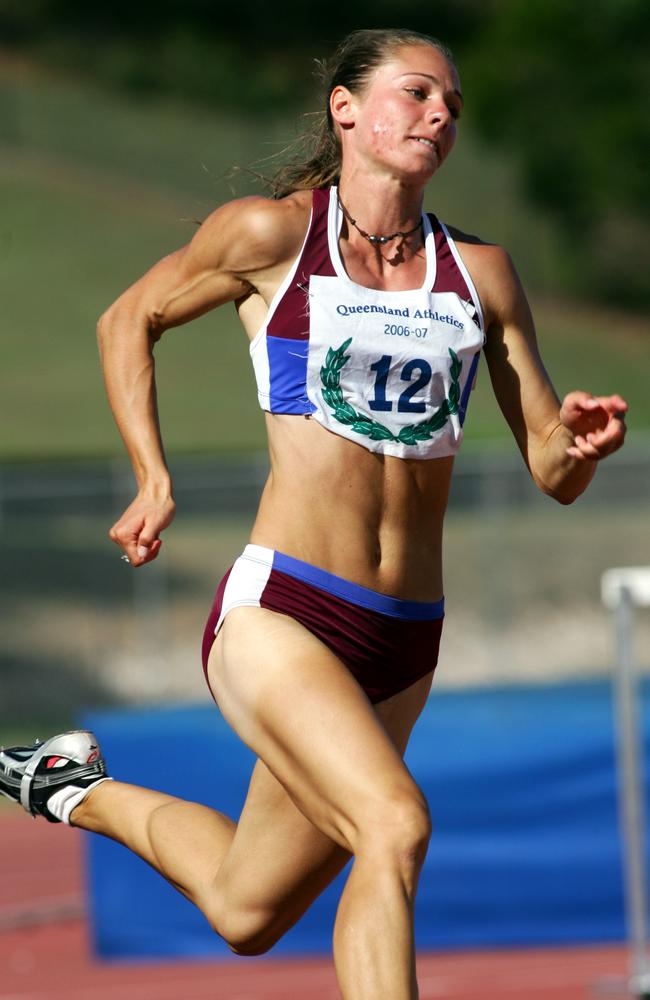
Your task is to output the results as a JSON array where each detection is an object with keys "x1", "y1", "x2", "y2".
[
  {"x1": 132, "y1": 537, "x2": 162, "y2": 566},
  {"x1": 109, "y1": 522, "x2": 130, "y2": 545},
  {"x1": 108, "y1": 514, "x2": 146, "y2": 562},
  {"x1": 119, "y1": 539, "x2": 162, "y2": 568},
  {"x1": 595, "y1": 394, "x2": 628, "y2": 415},
  {"x1": 135, "y1": 523, "x2": 162, "y2": 560},
  {"x1": 560, "y1": 392, "x2": 609, "y2": 436},
  {"x1": 572, "y1": 419, "x2": 626, "y2": 460},
  {"x1": 561, "y1": 392, "x2": 592, "y2": 423},
  {"x1": 572, "y1": 434, "x2": 602, "y2": 459},
  {"x1": 578, "y1": 396, "x2": 601, "y2": 411},
  {"x1": 566, "y1": 445, "x2": 589, "y2": 461},
  {"x1": 589, "y1": 420, "x2": 625, "y2": 445},
  {"x1": 109, "y1": 523, "x2": 141, "y2": 557},
  {"x1": 567, "y1": 392, "x2": 601, "y2": 413},
  {"x1": 585, "y1": 422, "x2": 626, "y2": 457}
]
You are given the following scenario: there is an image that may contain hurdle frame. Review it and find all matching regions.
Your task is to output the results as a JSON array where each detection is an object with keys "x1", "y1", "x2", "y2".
[{"x1": 602, "y1": 567, "x2": 650, "y2": 1000}]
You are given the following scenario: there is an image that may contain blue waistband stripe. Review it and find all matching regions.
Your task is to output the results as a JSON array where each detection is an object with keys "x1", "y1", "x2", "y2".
[{"x1": 272, "y1": 551, "x2": 444, "y2": 620}]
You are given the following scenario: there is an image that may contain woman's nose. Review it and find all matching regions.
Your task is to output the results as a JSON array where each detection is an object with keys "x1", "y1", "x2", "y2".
[{"x1": 427, "y1": 100, "x2": 452, "y2": 130}]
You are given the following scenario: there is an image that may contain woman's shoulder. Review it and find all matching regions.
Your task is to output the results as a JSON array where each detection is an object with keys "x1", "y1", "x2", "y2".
[
  {"x1": 229, "y1": 189, "x2": 313, "y2": 239},
  {"x1": 443, "y1": 224, "x2": 523, "y2": 322},
  {"x1": 444, "y1": 223, "x2": 507, "y2": 265},
  {"x1": 186, "y1": 189, "x2": 314, "y2": 281}
]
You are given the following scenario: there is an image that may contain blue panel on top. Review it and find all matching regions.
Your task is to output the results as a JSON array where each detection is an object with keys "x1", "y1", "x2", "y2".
[
  {"x1": 459, "y1": 350, "x2": 481, "y2": 427},
  {"x1": 267, "y1": 335, "x2": 316, "y2": 414}
]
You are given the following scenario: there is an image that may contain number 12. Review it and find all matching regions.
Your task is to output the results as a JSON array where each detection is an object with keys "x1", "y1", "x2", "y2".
[{"x1": 369, "y1": 355, "x2": 432, "y2": 413}]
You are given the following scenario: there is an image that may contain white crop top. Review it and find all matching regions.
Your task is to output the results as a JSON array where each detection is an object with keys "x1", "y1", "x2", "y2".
[{"x1": 249, "y1": 186, "x2": 485, "y2": 460}]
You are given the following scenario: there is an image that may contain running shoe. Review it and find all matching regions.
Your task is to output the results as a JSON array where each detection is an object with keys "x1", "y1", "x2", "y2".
[{"x1": 0, "y1": 730, "x2": 109, "y2": 823}]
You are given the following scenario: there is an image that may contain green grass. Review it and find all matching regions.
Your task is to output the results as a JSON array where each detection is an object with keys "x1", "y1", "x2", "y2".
[{"x1": 1, "y1": 63, "x2": 646, "y2": 459}]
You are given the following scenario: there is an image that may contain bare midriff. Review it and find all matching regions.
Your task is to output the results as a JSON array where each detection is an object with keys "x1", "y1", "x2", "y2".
[
  {"x1": 238, "y1": 191, "x2": 458, "y2": 604},
  {"x1": 249, "y1": 411, "x2": 452, "y2": 602}
]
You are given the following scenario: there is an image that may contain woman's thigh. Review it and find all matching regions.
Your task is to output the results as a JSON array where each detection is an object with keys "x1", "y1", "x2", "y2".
[
  {"x1": 206, "y1": 607, "x2": 433, "y2": 931},
  {"x1": 209, "y1": 606, "x2": 432, "y2": 848}
]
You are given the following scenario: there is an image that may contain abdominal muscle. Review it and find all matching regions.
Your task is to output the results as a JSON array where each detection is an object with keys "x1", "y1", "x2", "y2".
[
  {"x1": 249, "y1": 411, "x2": 453, "y2": 602},
  {"x1": 236, "y1": 195, "x2": 456, "y2": 603}
]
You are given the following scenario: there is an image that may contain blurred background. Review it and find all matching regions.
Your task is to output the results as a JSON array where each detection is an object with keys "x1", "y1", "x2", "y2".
[
  {"x1": 1, "y1": 3, "x2": 650, "y2": 989},
  {"x1": 1, "y1": 0, "x2": 648, "y2": 734}
]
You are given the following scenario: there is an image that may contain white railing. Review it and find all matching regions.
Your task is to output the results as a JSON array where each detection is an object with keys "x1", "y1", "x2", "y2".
[{"x1": 603, "y1": 568, "x2": 650, "y2": 1000}]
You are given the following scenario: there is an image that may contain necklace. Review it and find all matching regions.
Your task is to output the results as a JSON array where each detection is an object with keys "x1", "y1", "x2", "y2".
[{"x1": 338, "y1": 197, "x2": 422, "y2": 246}]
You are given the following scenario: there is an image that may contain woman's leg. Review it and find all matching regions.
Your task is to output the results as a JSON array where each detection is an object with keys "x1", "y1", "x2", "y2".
[
  {"x1": 74, "y1": 757, "x2": 351, "y2": 942},
  {"x1": 73, "y1": 606, "x2": 434, "y2": 999}
]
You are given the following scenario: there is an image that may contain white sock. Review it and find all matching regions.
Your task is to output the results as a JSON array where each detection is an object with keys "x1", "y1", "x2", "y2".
[{"x1": 46, "y1": 776, "x2": 113, "y2": 825}]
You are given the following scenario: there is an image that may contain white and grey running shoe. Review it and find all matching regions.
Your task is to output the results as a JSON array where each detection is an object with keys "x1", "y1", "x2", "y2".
[{"x1": 0, "y1": 730, "x2": 109, "y2": 823}]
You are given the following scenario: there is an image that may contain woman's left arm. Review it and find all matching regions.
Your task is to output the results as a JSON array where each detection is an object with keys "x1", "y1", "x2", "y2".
[{"x1": 477, "y1": 245, "x2": 627, "y2": 504}]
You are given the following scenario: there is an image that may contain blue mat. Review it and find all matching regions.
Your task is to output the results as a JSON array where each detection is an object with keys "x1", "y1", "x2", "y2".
[{"x1": 84, "y1": 680, "x2": 635, "y2": 958}]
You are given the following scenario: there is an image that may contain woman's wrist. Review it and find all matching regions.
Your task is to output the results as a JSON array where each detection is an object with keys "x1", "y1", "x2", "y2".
[{"x1": 135, "y1": 472, "x2": 174, "y2": 501}]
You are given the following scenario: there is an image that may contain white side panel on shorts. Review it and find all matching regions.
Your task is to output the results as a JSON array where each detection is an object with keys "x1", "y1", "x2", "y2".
[{"x1": 215, "y1": 544, "x2": 275, "y2": 634}]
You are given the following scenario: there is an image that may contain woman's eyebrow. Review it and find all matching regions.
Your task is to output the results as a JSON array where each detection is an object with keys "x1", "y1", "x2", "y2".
[{"x1": 397, "y1": 72, "x2": 464, "y2": 104}]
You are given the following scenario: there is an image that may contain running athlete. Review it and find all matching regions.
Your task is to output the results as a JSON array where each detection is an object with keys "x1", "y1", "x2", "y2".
[{"x1": 0, "y1": 29, "x2": 627, "y2": 1000}]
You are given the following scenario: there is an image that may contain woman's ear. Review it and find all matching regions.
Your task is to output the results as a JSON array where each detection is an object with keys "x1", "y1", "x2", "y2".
[{"x1": 330, "y1": 85, "x2": 356, "y2": 129}]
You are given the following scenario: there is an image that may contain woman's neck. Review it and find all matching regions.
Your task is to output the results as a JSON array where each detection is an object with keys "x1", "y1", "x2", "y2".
[{"x1": 337, "y1": 168, "x2": 425, "y2": 239}]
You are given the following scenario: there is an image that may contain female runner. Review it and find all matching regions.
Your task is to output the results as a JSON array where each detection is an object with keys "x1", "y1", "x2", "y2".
[{"x1": 0, "y1": 28, "x2": 627, "y2": 1000}]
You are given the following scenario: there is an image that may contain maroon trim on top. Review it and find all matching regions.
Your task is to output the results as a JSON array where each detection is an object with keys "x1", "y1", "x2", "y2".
[
  {"x1": 301, "y1": 188, "x2": 337, "y2": 279},
  {"x1": 267, "y1": 188, "x2": 336, "y2": 341},
  {"x1": 428, "y1": 213, "x2": 472, "y2": 301},
  {"x1": 266, "y1": 195, "x2": 475, "y2": 342}
]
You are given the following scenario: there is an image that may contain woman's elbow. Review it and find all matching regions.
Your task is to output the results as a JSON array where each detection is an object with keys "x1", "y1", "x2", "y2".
[
  {"x1": 96, "y1": 302, "x2": 124, "y2": 344},
  {"x1": 96, "y1": 302, "x2": 157, "y2": 355},
  {"x1": 533, "y1": 477, "x2": 575, "y2": 505},
  {"x1": 550, "y1": 488, "x2": 581, "y2": 506},
  {"x1": 96, "y1": 308, "x2": 111, "y2": 339},
  {"x1": 532, "y1": 468, "x2": 592, "y2": 506},
  {"x1": 96, "y1": 310, "x2": 113, "y2": 361}
]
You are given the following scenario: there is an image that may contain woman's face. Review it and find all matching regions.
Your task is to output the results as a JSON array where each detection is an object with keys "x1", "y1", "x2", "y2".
[{"x1": 334, "y1": 44, "x2": 463, "y2": 183}]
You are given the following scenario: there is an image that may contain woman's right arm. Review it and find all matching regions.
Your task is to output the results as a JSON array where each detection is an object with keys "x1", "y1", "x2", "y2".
[{"x1": 97, "y1": 195, "x2": 306, "y2": 565}]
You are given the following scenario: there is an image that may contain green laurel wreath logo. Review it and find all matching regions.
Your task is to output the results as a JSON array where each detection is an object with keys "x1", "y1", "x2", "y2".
[{"x1": 320, "y1": 338, "x2": 462, "y2": 445}]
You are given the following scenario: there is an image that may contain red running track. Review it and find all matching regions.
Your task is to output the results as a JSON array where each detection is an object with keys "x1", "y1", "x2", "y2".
[{"x1": 0, "y1": 812, "x2": 633, "y2": 1000}]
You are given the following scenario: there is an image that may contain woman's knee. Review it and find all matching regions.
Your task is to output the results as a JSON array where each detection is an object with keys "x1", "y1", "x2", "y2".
[
  {"x1": 225, "y1": 923, "x2": 278, "y2": 958},
  {"x1": 356, "y1": 787, "x2": 432, "y2": 870},
  {"x1": 204, "y1": 894, "x2": 284, "y2": 957}
]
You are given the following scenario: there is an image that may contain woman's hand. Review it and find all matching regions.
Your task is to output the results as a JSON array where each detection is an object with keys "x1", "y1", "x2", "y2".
[
  {"x1": 560, "y1": 391, "x2": 628, "y2": 461},
  {"x1": 109, "y1": 491, "x2": 176, "y2": 567}
]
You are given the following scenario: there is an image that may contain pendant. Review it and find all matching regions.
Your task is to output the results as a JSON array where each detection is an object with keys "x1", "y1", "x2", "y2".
[{"x1": 338, "y1": 196, "x2": 421, "y2": 247}]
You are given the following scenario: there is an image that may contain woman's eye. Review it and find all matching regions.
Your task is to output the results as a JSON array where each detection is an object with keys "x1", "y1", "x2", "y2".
[{"x1": 405, "y1": 87, "x2": 426, "y2": 100}]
